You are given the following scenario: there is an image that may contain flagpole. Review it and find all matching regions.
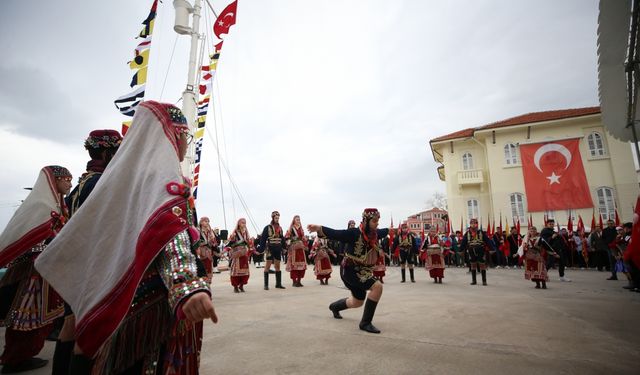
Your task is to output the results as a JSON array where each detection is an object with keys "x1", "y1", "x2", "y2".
[{"x1": 175, "y1": 0, "x2": 203, "y2": 177}]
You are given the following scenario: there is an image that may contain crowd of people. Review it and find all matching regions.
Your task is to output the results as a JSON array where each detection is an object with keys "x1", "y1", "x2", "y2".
[{"x1": 0, "y1": 100, "x2": 639, "y2": 374}]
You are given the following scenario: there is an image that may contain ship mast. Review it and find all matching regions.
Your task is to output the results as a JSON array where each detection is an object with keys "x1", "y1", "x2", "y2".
[{"x1": 173, "y1": 0, "x2": 203, "y2": 177}]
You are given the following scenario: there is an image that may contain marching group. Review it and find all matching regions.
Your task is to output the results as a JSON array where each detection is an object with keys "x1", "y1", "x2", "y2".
[{"x1": 0, "y1": 101, "x2": 639, "y2": 374}]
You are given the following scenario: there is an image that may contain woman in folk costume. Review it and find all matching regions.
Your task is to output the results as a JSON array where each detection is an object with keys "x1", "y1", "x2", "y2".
[
  {"x1": 309, "y1": 237, "x2": 335, "y2": 285},
  {"x1": 308, "y1": 208, "x2": 389, "y2": 334},
  {"x1": 0, "y1": 166, "x2": 72, "y2": 373},
  {"x1": 285, "y1": 215, "x2": 308, "y2": 287},
  {"x1": 227, "y1": 218, "x2": 251, "y2": 293},
  {"x1": 421, "y1": 232, "x2": 446, "y2": 284},
  {"x1": 198, "y1": 216, "x2": 217, "y2": 279},
  {"x1": 35, "y1": 101, "x2": 217, "y2": 374},
  {"x1": 520, "y1": 226, "x2": 549, "y2": 289}
]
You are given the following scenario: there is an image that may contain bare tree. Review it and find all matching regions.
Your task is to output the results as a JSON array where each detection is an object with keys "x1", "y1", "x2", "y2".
[{"x1": 426, "y1": 191, "x2": 448, "y2": 211}]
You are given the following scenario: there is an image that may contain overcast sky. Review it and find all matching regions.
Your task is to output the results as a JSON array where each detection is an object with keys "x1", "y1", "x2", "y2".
[{"x1": 0, "y1": 0, "x2": 599, "y2": 235}]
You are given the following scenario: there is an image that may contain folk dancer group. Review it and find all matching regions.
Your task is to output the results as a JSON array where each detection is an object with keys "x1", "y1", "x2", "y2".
[{"x1": 0, "y1": 102, "x2": 218, "y2": 374}]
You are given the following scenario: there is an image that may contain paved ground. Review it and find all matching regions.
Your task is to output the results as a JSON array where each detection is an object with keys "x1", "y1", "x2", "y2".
[{"x1": 4, "y1": 264, "x2": 640, "y2": 374}]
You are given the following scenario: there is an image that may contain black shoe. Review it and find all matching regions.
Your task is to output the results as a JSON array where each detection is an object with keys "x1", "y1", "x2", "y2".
[
  {"x1": 329, "y1": 299, "x2": 347, "y2": 319},
  {"x1": 275, "y1": 285, "x2": 286, "y2": 289},
  {"x1": 234, "y1": 286, "x2": 240, "y2": 293},
  {"x1": 359, "y1": 323, "x2": 381, "y2": 334},
  {"x1": 607, "y1": 276, "x2": 618, "y2": 280},
  {"x1": 2, "y1": 358, "x2": 48, "y2": 373},
  {"x1": 239, "y1": 285, "x2": 245, "y2": 292}
]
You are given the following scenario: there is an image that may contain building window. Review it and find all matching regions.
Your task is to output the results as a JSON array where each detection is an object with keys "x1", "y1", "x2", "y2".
[
  {"x1": 462, "y1": 152, "x2": 474, "y2": 170},
  {"x1": 597, "y1": 187, "x2": 616, "y2": 221},
  {"x1": 510, "y1": 193, "x2": 525, "y2": 221},
  {"x1": 467, "y1": 199, "x2": 479, "y2": 221},
  {"x1": 504, "y1": 143, "x2": 519, "y2": 165},
  {"x1": 587, "y1": 132, "x2": 606, "y2": 157},
  {"x1": 545, "y1": 211, "x2": 555, "y2": 221}
]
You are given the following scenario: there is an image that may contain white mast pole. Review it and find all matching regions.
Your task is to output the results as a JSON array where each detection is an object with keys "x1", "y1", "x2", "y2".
[{"x1": 174, "y1": 0, "x2": 202, "y2": 177}]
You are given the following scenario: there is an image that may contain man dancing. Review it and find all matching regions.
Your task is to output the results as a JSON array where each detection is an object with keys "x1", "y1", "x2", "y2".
[
  {"x1": 308, "y1": 208, "x2": 389, "y2": 334},
  {"x1": 460, "y1": 218, "x2": 495, "y2": 286}
]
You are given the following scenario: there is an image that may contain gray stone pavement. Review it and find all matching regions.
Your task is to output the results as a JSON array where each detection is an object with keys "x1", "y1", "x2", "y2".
[{"x1": 4, "y1": 264, "x2": 640, "y2": 374}]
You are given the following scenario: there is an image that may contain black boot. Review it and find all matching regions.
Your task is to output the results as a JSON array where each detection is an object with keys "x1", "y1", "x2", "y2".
[
  {"x1": 470, "y1": 270, "x2": 477, "y2": 285},
  {"x1": 52, "y1": 340, "x2": 74, "y2": 375},
  {"x1": 68, "y1": 354, "x2": 93, "y2": 374},
  {"x1": 329, "y1": 298, "x2": 348, "y2": 319},
  {"x1": 401, "y1": 268, "x2": 406, "y2": 283},
  {"x1": 481, "y1": 270, "x2": 487, "y2": 286},
  {"x1": 542, "y1": 280, "x2": 547, "y2": 289},
  {"x1": 263, "y1": 272, "x2": 269, "y2": 290},
  {"x1": 535, "y1": 281, "x2": 541, "y2": 289},
  {"x1": 359, "y1": 299, "x2": 381, "y2": 334},
  {"x1": 409, "y1": 268, "x2": 415, "y2": 283},
  {"x1": 275, "y1": 271, "x2": 286, "y2": 289}
]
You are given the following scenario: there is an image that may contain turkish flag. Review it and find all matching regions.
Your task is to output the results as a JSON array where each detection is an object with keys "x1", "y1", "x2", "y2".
[
  {"x1": 214, "y1": 1, "x2": 238, "y2": 39},
  {"x1": 520, "y1": 139, "x2": 593, "y2": 211},
  {"x1": 624, "y1": 195, "x2": 640, "y2": 268}
]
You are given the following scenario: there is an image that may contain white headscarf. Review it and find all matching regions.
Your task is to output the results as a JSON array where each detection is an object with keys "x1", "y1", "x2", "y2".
[
  {"x1": 0, "y1": 166, "x2": 68, "y2": 267},
  {"x1": 36, "y1": 101, "x2": 191, "y2": 357}
]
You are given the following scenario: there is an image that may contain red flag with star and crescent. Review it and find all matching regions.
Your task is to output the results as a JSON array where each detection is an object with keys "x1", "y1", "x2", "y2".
[
  {"x1": 214, "y1": 1, "x2": 238, "y2": 39},
  {"x1": 520, "y1": 139, "x2": 593, "y2": 211}
]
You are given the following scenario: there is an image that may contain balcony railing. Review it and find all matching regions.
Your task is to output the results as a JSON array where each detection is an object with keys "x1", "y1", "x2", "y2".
[{"x1": 457, "y1": 169, "x2": 483, "y2": 186}]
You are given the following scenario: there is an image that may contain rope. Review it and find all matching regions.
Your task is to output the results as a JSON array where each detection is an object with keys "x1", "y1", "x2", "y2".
[{"x1": 159, "y1": 34, "x2": 179, "y2": 100}]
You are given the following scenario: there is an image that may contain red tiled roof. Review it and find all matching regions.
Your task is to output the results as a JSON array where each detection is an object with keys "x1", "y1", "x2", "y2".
[
  {"x1": 430, "y1": 127, "x2": 475, "y2": 142},
  {"x1": 430, "y1": 106, "x2": 601, "y2": 143}
]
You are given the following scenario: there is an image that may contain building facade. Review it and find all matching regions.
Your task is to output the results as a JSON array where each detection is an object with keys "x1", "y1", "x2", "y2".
[
  {"x1": 429, "y1": 107, "x2": 638, "y2": 233},
  {"x1": 404, "y1": 208, "x2": 448, "y2": 235}
]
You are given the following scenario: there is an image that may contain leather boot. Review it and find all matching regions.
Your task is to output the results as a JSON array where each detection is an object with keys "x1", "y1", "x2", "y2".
[
  {"x1": 542, "y1": 280, "x2": 547, "y2": 289},
  {"x1": 470, "y1": 270, "x2": 477, "y2": 285},
  {"x1": 409, "y1": 268, "x2": 415, "y2": 283},
  {"x1": 68, "y1": 354, "x2": 93, "y2": 374},
  {"x1": 401, "y1": 268, "x2": 406, "y2": 283},
  {"x1": 52, "y1": 340, "x2": 74, "y2": 375},
  {"x1": 359, "y1": 299, "x2": 381, "y2": 334},
  {"x1": 481, "y1": 270, "x2": 487, "y2": 286},
  {"x1": 275, "y1": 271, "x2": 286, "y2": 289},
  {"x1": 329, "y1": 298, "x2": 348, "y2": 319},
  {"x1": 263, "y1": 272, "x2": 269, "y2": 290}
]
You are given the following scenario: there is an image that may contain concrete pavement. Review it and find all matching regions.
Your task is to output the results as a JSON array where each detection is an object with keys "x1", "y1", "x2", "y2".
[{"x1": 4, "y1": 264, "x2": 640, "y2": 374}]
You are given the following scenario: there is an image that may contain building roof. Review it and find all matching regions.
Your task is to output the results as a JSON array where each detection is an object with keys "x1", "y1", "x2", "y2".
[{"x1": 430, "y1": 106, "x2": 601, "y2": 143}]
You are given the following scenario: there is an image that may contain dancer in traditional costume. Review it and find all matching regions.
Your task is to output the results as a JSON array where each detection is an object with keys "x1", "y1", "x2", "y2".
[
  {"x1": 51, "y1": 129, "x2": 122, "y2": 374},
  {"x1": 393, "y1": 223, "x2": 418, "y2": 283},
  {"x1": 285, "y1": 215, "x2": 308, "y2": 287},
  {"x1": 310, "y1": 237, "x2": 335, "y2": 285},
  {"x1": 422, "y1": 233, "x2": 445, "y2": 283},
  {"x1": 308, "y1": 208, "x2": 389, "y2": 334},
  {"x1": 227, "y1": 218, "x2": 251, "y2": 293},
  {"x1": 0, "y1": 166, "x2": 72, "y2": 373},
  {"x1": 259, "y1": 211, "x2": 286, "y2": 290},
  {"x1": 36, "y1": 102, "x2": 217, "y2": 374},
  {"x1": 460, "y1": 218, "x2": 496, "y2": 286},
  {"x1": 198, "y1": 216, "x2": 218, "y2": 279},
  {"x1": 521, "y1": 226, "x2": 549, "y2": 289}
]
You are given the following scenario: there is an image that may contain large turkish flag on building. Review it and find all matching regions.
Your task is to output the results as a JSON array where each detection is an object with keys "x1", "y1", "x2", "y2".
[{"x1": 520, "y1": 138, "x2": 593, "y2": 211}]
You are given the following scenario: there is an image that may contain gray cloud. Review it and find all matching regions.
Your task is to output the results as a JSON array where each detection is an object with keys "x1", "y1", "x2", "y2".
[{"x1": 0, "y1": 64, "x2": 88, "y2": 142}]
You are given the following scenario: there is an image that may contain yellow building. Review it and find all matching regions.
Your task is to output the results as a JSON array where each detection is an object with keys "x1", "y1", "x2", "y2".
[{"x1": 429, "y1": 107, "x2": 638, "y2": 232}]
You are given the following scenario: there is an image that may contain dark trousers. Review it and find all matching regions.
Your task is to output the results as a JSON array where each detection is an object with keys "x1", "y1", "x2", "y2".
[
  {"x1": 557, "y1": 249, "x2": 566, "y2": 277},
  {"x1": 608, "y1": 249, "x2": 617, "y2": 278}
]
